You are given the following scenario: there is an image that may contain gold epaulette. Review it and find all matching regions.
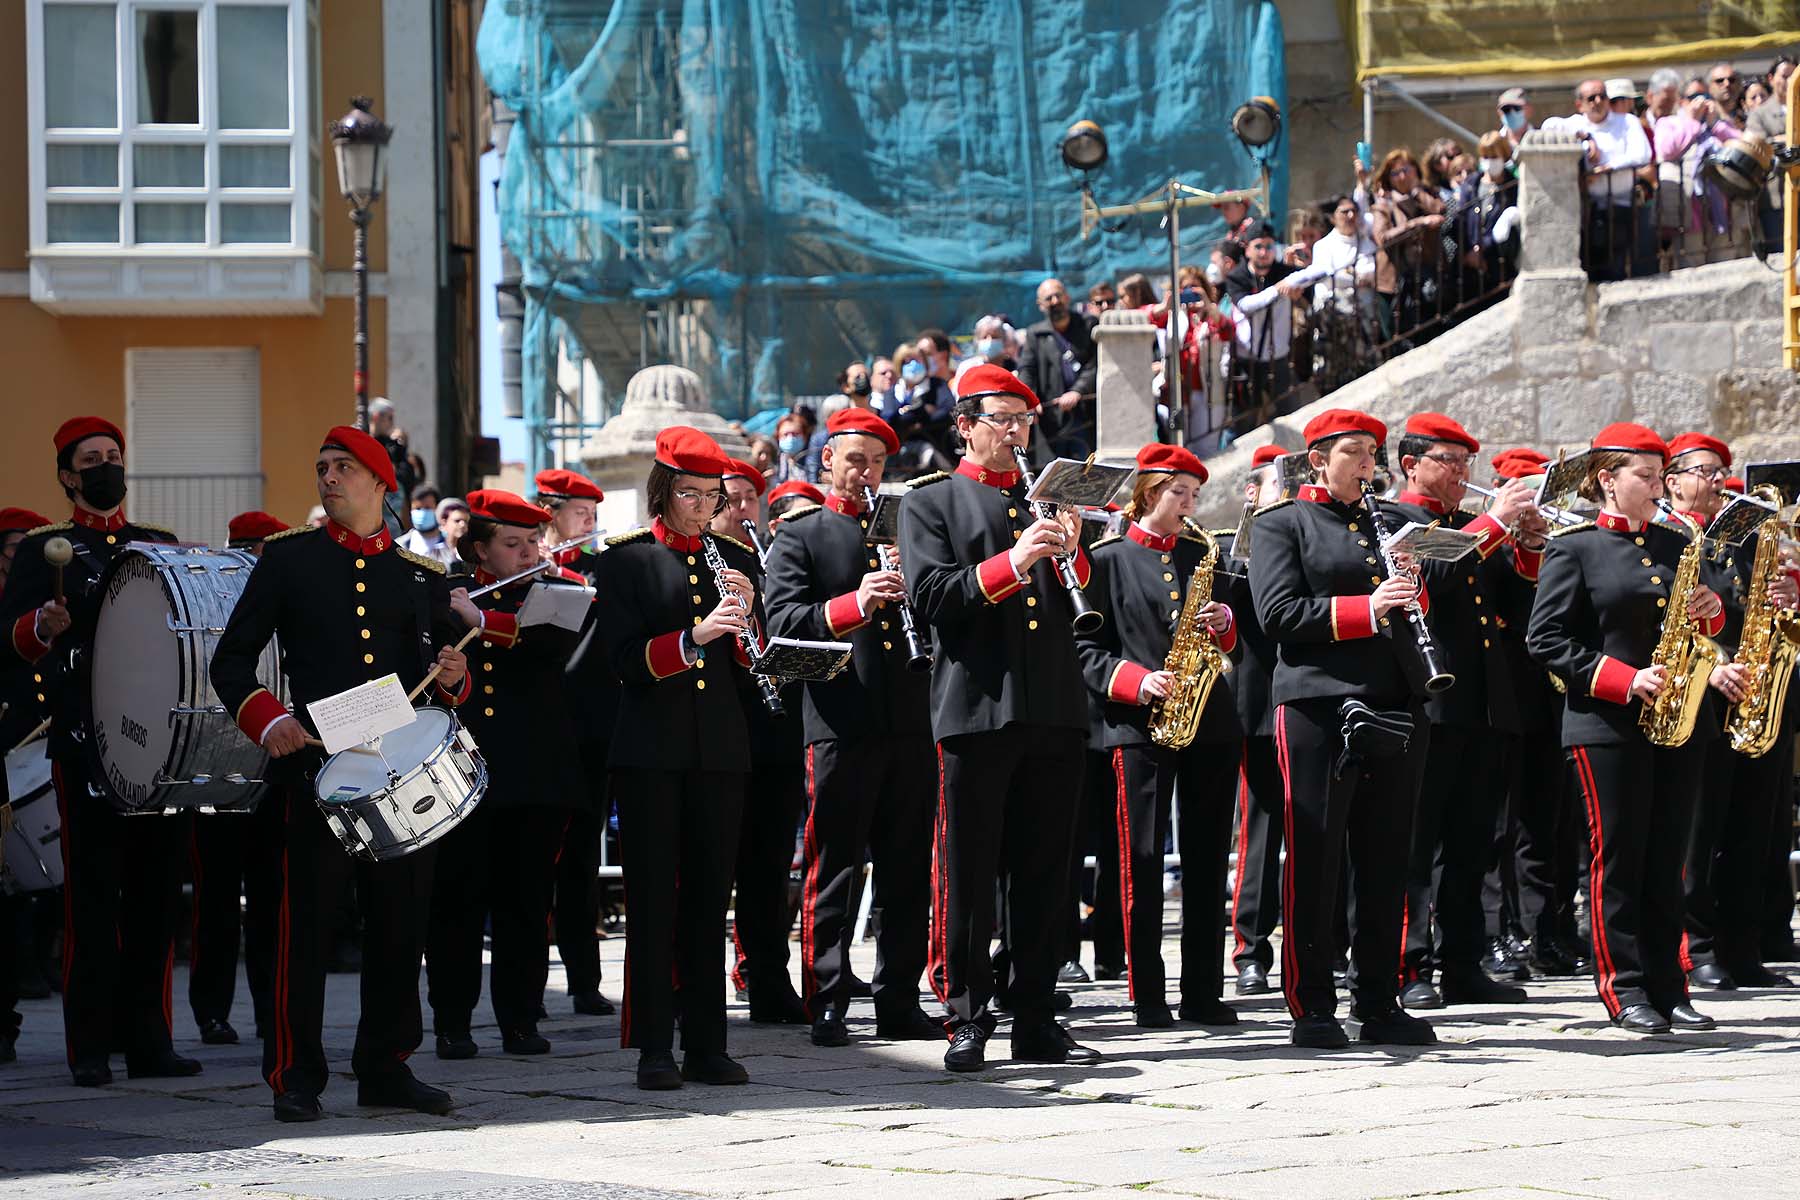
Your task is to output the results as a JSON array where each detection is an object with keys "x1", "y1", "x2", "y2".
[
  {"x1": 778, "y1": 502, "x2": 823, "y2": 522},
  {"x1": 134, "y1": 522, "x2": 177, "y2": 540},
  {"x1": 396, "y1": 545, "x2": 447, "y2": 574},
  {"x1": 1254, "y1": 498, "x2": 1295, "y2": 515},
  {"x1": 1211, "y1": 528, "x2": 1236, "y2": 539},
  {"x1": 1549, "y1": 521, "x2": 1594, "y2": 538},
  {"x1": 606, "y1": 527, "x2": 653, "y2": 547},
  {"x1": 1090, "y1": 533, "x2": 1123, "y2": 550},
  {"x1": 264, "y1": 525, "x2": 313, "y2": 543},
  {"x1": 712, "y1": 532, "x2": 754, "y2": 555},
  {"x1": 25, "y1": 522, "x2": 72, "y2": 538},
  {"x1": 905, "y1": 471, "x2": 950, "y2": 490}
]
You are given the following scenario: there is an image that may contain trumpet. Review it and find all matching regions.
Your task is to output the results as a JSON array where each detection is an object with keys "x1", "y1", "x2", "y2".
[
  {"x1": 1011, "y1": 447, "x2": 1103, "y2": 634},
  {"x1": 1461, "y1": 482, "x2": 1586, "y2": 528}
]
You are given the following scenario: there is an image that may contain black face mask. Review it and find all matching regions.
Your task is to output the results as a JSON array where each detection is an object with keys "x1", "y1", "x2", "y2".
[
  {"x1": 851, "y1": 377, "x2": 872, "y2": 396},
  {"x1": 78, "y1": 462, "x2": 128, "y2": 511}
]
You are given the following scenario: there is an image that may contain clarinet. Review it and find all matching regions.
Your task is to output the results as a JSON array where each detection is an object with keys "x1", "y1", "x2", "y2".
[
  {"x1": 740, "y1": 518, "x2": 773, "y2": 569},
  {"x1": 862, "y1": 486, "x2": 933, "y2": 673},
  {"x1": 702, "y1": 534, "x2": 784, "y2": 715},
  {"x1": 1012, "y1": 447, "x2": 1103, "y2": 634},
  {"x1": 1359, "y1": 481, "x2": 1455, "y2": 694}
]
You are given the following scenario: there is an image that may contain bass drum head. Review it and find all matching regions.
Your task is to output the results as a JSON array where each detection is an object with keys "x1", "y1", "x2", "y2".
[
  {"x1": 89, "y1": 552, "x2": 183, "y2": 807},
  {"x1": 316, "y1": 707, "x2": 454, "y2": 804}
]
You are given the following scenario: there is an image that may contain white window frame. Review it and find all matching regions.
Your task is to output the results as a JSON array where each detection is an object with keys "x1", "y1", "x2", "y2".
[{"x1": 25, "y1": 0, "x2": 322, "y2": 314}]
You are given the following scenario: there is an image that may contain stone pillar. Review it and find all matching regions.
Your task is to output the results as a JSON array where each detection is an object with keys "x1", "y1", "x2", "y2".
[
  {"x1": 1092, "y1": 308, "x2": 1158, "y2": 460},
  {"x1": 577, "y1": 364, "x2": 754, "y2": 533},
  {"x1": 1511, "y1": 129, "x2": 1592, "y2": 335}
]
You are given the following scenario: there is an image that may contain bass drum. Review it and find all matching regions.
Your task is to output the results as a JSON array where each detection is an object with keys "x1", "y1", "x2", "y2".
[
  {"x1": 87, "y1": 543, "x2": 285, "y2": 814},
  {"x1": 3, "y1": 740, "x2": 61, "y2": 894}
]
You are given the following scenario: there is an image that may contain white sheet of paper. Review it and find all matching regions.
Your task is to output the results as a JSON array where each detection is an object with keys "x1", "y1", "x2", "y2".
[
  {"x1": 518, "y1": 581, "x2": 594, "y2": 631},
  {"x1": 1379, "y1": 521, "x2": 1480, "y2": 563},
  {"x1": 305, "y1": 674, "x2": 418, "y2": 755}
]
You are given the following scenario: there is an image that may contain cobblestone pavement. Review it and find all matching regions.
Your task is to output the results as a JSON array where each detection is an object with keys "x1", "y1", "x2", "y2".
[{"x1": 5, "y1": 918, "x2": 1800, "y2": 1199}]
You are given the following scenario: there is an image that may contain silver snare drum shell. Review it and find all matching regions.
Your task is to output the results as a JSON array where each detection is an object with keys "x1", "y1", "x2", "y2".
[
  {"x1": 312, "y1": 707, "x2": 487, "y2": 862},
  {"x1": 2, "y1": 741, "x2": 61, "y2": 895}
]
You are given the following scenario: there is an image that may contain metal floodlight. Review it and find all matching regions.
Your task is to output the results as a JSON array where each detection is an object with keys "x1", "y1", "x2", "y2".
[
  {"x1": 1230, "y1": 97, "x2": 1282, "y2": 150},
  {"x1": 1060, "y1": 119, "x2": 1109, "y2": 173},
  {"x1": 330, "y1": 96, "x2": 393, "y2": 209}
]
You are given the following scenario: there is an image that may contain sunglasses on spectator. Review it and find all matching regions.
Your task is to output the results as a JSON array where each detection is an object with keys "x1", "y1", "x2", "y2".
[
  {"x1": 1499, "y1": 105, "x2": 1523, "y2": 114},
  {"x1": 1579, "y1": 92, "x2": 1605, "y2": 103},
  {"x1": 1713, "y1": 73, "x2": 1738, "y2": 84},
  {"x1": 1684, "y1": 91, "x2": 1707, "y2": 100}
]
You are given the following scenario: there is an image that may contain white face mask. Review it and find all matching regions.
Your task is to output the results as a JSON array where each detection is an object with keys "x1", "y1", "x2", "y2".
[{"x1": 1480, "y1": 157, "x2": 1505, "y2": 178}]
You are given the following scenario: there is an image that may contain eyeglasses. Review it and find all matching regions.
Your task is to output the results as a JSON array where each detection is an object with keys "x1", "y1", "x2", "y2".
[
  {"x1": 975, "y1": 412, "x2": 1037, "y2": 429},
  {"x1": 1579, "y1": 92, "x2": 1606, "y2": 103},
  {"x1": 1684, "y1": 91, "x2": 1708, "y2": 100},
  {"x1": 1712, "y1": 73, "x2": 1738, "y2": 84},
  {"x1": 1422, "y1": 452, "x2": 1474, "y2": 471},
  {"x1": 1669, "y1": 465, "x2": 1729, "y2": 482},
  {"x1": 672, "y1": 488, "x2": 727, "y2": 512}
]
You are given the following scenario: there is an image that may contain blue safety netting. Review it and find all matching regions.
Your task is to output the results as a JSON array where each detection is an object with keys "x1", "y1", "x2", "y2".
[{"x1": 479, "y1": 0, "x2": 1287, "y2": 423}]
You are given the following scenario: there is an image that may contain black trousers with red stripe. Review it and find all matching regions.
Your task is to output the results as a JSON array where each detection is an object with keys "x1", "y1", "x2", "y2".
[
  {"x1": 1112, "y1": 740, "x2": 1240, "y2": 1008},
  {"x1": 553, "y1": 800, "x2": 610, "y2": 998},
  {"x1": 1229, "y1": 734, "x2": 1283, "y2": 973},
  {"x1": 1273, "y1": 700, "x2": 1425, "y2": 1020},
  {"x1": 729, "y1": 762, "x2": 806, "y2": 1001},
  {"x1": 798, "y1": 735, "x2": 935, "y2": 1018},
  {"x1": 1682, "y1": 730, "x2": 1790, "y2": 974},
  {"x1": 932, "y1": 726, "x2": 1083, "y2": 1033},
  {"x1": 0, "y1": 892, "x2": 21, "y2": 1041},
  {"x1": 1483, "y1": 730, "x2": 1574, "y2": 944},
  {"x1": 1567, "y1": 740, "x2": 1703, "y2": 1017},
  {"x1": 1401, "y1": 725, "x2": 1502, "y2": 980},
  {"x1": 425, "y1": 799, "x2": 571, "y2": 1035},
  {"x1": 52, "y1": 758, "x2": 188, "y2": 1067},
  {"x1": 188, "y1": 800, "x2": 282, "y2": 1031},
  {"x1": 614, "y1": 768, "x2": 745, "y2": 1054},
  {"x1": 1059, "y1": 749, "x2": 1124, "y2": 972},
  {"x1": 264, "y1": 786, "x2": 436, "y2": 1096}
]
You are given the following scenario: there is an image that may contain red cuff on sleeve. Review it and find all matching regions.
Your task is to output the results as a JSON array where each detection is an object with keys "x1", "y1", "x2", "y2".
[
  {"x1": 1108, "y1": 660, "x2": 1152, "y2": 704},
  {"x1": 1331, "y1": 595, "x2": 1377, "y2": 641},
  {"x1": 1701, "y1": 605, "x2": 1726, "y2": 638},
  {"x1": 234, "y1": 688, "x2": 291, "y2": 743},
  {"x1": 1416, "y1": 585, "x2": 1432, "y2": 616},
  {"x1": 436, "y1": 669, "x2": 473, "y2": 707},
  {"x1": 733, "y1": 637, "x2": 752, "y2": 669},
  {"x1": 824, "y1": 591, "x2": 868, "y2": 637},
  {"x1": 11, "y1": 611, "x2": 50, "y2": 663},
  {"x1": 1215, "y1": 604, "x2": 1238, "y2": 655},
  {"x1": 977, "y1": 551, "x2": 1025, "y2": 603},
  {"x1": 1513, "y1": 543, "x2": 1544, "y2": 582},
  {"x1": 480, "y1": 611, "x2": 519, "y2": 647},
  {"x1": 1591, "y1": 655, "x2": 1637, "y2": 705},
  {"x1": 645, "y1": 630, "x2": 691, "y2": 680},
  {"x1": 1465, "y1": 512, "x2": 1509, "y2": 560},
  {"x1": 1069, "y1": 546, "x2": 1092, "y2": 589}
]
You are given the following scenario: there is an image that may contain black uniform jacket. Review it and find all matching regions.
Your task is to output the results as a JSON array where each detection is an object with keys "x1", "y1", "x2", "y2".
[
  {"x1": 1526, "y1": 513, "x2": 1728, "y2": 749},
  {"x1": 1217, "y1": 528, "x2": 1277, "y2": 737},
  {"x1": 763, "y1": 494, "x2": 932, "y2": 747},
  {"x1": 1, "y1": 508, "x2": 178, "y2": 762},
  {"x1": 900, "y1": 458, "x2": 1093, "y2": 740},
  {"x1": 461, "y1": 568, "x2": 584, "y2": 807},
  {"x1": 559, "y1": 544, "x2": 623, "y2": 792},
  {"x1": 210, "y1": 520, "x2": 470, "y2": 781},
  {"x1": 1490, "y1": 541, "x2": 1561, "y2": 738},
  {"x1": 719, "y1": 529, "x2": 801, "y2": 769},
  {"x1": 591, "y1": 520, "x2": 760, "y2": 774},
  {"x1": 1388, "y1": 491, "x2": 1526, "y2": 733},
  {"x1": 1077, "y1": 522, "x2": 1245, "y2": 749},
  {"x1": 1249, "y1": 485, "x2": 1442, "y2": 708}
]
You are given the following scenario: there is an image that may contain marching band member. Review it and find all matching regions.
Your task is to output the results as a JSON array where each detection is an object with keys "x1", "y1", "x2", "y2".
[
  {"x1": 899, "y1": 364, "x2": 1099, "y2": 1072},
  {"x1": 535, "y1": 468, "x2": 604, "y2": 569},
  {"x1": 0, "y1": 418, "x2": 195, "y2": 1087},
  {"x1": 0, "y1": 505, "x2": 51, "y2": 1066},
  {"x1": 427, "y1": 490, "x2": 587, "y2": 1058},
  {"x1": 1076, "y1": 443, "x2": 1243, "y2": 1028},
  {"x1": 592, "y1": 427, "x2": 762, "y2": 1090},
  {"x1": 770, "y1": 480, "x2": 826, "y2": 524},
  {"x1": 1526, "y1": 423, "x2": 1732, "y2": 1033},
  {"x1": 211, "y1": 426, "x2": 474, "y2": 1120},
  {"x1": 1248, "y1": 408, "x2": 1438, "y2": 1048},
  {"x1": 1388, "y1": 413, "x2": 1543, "y2": 1008},
  {"x1": 763, "y1": 408, "x2": 940, "y2": 1046},
  {"x1": 1662, "y1": 433, "x2": 1798, "y2": 990}
]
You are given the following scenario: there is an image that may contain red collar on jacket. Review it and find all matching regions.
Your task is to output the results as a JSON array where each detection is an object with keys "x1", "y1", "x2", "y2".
[
  {"x1": 956, "y1": 457, "x2": 1021, "y2": 489},
  {"x1": 824, "y1": 492, "x2": 861, "y2": 516},
  {"x1": 325, "y1": 518, "x2": 392, "y2": 555},
  {"x1": 1596, "y1": 510, "x2": 1647, "y2": 533},
  {"x1": 71, "y1": 506, "x2": 128, "y2": 533},
  {"x1": 652, "y1": 518, "x2": 703, "y2": 553},
  {"x1": 1126, "y1": 521, "x2": 1178, "y2": 552},
  {"x1": 1396, "y1": 489, "x2": 1448, "y2": 515},
  {"x1": 552, "y1": 545, "x2": 582, "y2": 566},
  {"x1": 1298, "y1": 484, "x2": 1332, "y2": 504}
]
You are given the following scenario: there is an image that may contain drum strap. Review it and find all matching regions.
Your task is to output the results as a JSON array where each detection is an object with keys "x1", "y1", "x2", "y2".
[
  {"x1": 410, "y1": 574, "x2": 436, "y2": 684},
  {"x1": 66, "y1": 539, "x2": 108, "y2": 596}
]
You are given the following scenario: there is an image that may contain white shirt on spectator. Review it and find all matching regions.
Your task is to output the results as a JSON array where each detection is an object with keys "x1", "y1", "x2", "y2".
[
  {"x1": 1231, "y1": 281, "x2": 1294, "y2": 362},
  {"x1": 1549, "y1": 110, "x2": 1651, "y2": 204},
  {"x1": 1285, "y1": 228, "x2": 1376, "y2": 312}
]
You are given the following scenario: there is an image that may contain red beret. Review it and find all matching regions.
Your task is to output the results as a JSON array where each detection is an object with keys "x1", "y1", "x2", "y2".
[
  {"x1": 0, "y1": 507, "x2": 51, "y2": 534},
  {"x1": 1724, "y1": 475, "x2": 1745, "y2": 492},
  {"x1": 1591, "y1": 422, "x2": 1668, "y2": 463},
  {"x1": 769, "y1": 480, "x2": 826, "y2": 506},
  {"x1": 467, "y1": 488, "x2": 553, "y2": 528},
  {"x1": 827, "y1": 407, "x2": 901, "y2": 455},
  {"x1": 227, "y1": 511, "x2": 288, "y2": 544},
  {"x1": 722, "y1": 458, "x2": 769, "y2": 496},
  {"x1": 1665, "y1": 432, "x2": 1731, "y2": 468},
  {"x1": 321, "y1": 425, "x2": 398, "y2": 492},
  {"x1": 534, "y1": 468, "x2": 603, "y2": 502},
  {"x1": 1136, "y1": 443, "x2": 1208, "y2": 484},
  {"x1": 955, "y1": 363, "x2": 1039, "y2": 410},
  {"x1": 1404, "y1": 411, "x2": 1479, "y2": 453},
  {"x1": 1250, "y1": 444, "x2": 1287, "y2": 468},
  {"x1": 654, "y1": 426, "x2": 731, "y2": 477},
  {"x1": 1490, "y1": 448, "x2": 1550, "y2": 480},
  {"x1": 55, "y1": 416, "x2": 124, "y2": 457},
  {"x1": 1302, "y1": 408, "x2": 1387, "y2": 447}
]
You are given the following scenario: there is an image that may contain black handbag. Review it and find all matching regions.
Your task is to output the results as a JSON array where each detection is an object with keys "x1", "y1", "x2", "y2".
[{"x1": 1335, "y1": 699, "x2": 1414, "y2": 779}]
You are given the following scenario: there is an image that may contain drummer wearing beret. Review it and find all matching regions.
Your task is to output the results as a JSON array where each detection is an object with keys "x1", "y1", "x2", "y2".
[
  {"x1": 0, "y1": 418, "x2": 195, "y2": 1088},
  {"x1": 211, "y1": 425, "x2": 479, "y2": 1121}
]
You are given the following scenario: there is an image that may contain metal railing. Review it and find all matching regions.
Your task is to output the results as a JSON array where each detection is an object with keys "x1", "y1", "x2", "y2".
[
  {"x1": 1579, "y1": 162, "x2": 1773, "y2": 281},
  {"x1": 125, "y1": 472, "x2": 265, "y2": 545}
]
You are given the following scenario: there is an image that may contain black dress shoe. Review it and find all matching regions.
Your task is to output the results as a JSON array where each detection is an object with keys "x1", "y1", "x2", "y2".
[
  {"x1": 681, "y1": 1051, "x2": 749, "y2": 1085},
  {"x1": 501, "y1": 1027, "x2": 551, "y2": 1055},
  {"x1": 1178, "y1": 998, "x2": 1240, "y2": 1026},
  {"x1": 1057, "y1": 960, "x2": 1091, "y2": 984},
  {"x1": 126, "y1": 1051, "x2": 202, "y2": 1079},
  {"x1": 944, "y1": 1024, "x2": 989, "y2": 1071},
  {"x1": 1734, "y1": 965, "x2": 1796, "y2": 988},
  {"x1": 198, "y1": 1019, "x2": 239, "y2": 1046},
  {"x1": 1527, "y1": 942, "x2": 1579, "y2": 976},
  {"x1": 1290, "y1": 1014, "x2": 1349, "y2": 1049},
  {"x1": 1010, "y1": 1020, "x2": 1080, "y2": 1064},
  {"x1": 1612, "y1": 1004, "x2": 1671, "y2": 1034},
  {"x1": 358, "y1": 1071, "x2": 453, "y2": 1115},
  {"x1": 1353, "y1": 1004, "x2": 1437, "y2": 1046},
  {"x1": 1134, "y1": 1002, "x2": 1175, "y2": 1029},
  {"x1": 747, "y1": 990, "x2": 811, "y2": 1025},
  {"x1": 1689, "y1": 963, "x2": 1737, "y2": 990},
  {"x1": 636, "y1": 1050, "x2": 682, "y2": 1090},
  {"x1": 1440, "y1": 970, "x2": 1527, "y2": 1005},
  {"x1": 1235, "y1": 963, "x2": 1270, "y2": 995},
  {"x1": 1053, "y1": 989, "x2": 1073, "y2": 1012},
  {"x1": 1399, "y1": 979, "x2": 1443, "y2": 1010},
  {"x1": 848, "y1": 974, "x2": 874, "y2": 998},
  {"x1": 571, "y1": 991, "x2": 616, "y2": 1016},
  {"x1": 1053, "y1": 1022, "x2": 1102, "y2": 1062},
  {"x1": 435, "y1": 1033, "x2": 478, "y2": 1060},
  {"x1": 1093, "y1": 962, "x2": 1125, "y2": 982},
  {"x1": 1665, "y1": 1003, "x2": 1715, "y2": 1030},
  {"x1": 811, "y1": 1008, "x2": 850, "y2": 1047},
  {"x1": 273, "y1": 1090, "x2": 323, "y2": 1122},
  {"x1": 874, "y1": 1006, "x2": 944, "y2": 1041},
  {"x1": 71, "y1": 1059, "x2": 113, "y2": 1087},
  {"x1": 1481, "y1": 937, "x2": 1531, "y2": 982}
]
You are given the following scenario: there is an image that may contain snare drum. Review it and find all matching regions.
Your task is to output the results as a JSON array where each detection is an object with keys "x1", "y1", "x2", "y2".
[
  {"x1": 2, "y1": 740, "x2": 61, "y2": 894},
  {"x1": 88, "y1": 544, "x2": 286, "y2": 814},
  {"x1": 313, "y1": 707, "x2": 487, "y2": 861}
]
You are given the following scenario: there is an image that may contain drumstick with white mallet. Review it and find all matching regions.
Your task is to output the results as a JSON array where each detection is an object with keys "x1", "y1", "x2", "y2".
[
  {"x1": 43, "y1": 536, "x2": 72, "y2": 607},
  {"x1": 401, "y1": 555, "x2": 573, "y2": 703}
]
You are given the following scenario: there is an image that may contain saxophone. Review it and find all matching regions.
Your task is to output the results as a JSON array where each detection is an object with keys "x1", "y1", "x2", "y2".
[
  {"x1": 1149, "y1": 525, "x2": 1230, "y2": 749},
  {"x1": 1638, "y1": 525, "x2": 1724, "y2": 748},
  {"x1": 1725, "y1": 516, "x2": 1800, "y2": 757}
]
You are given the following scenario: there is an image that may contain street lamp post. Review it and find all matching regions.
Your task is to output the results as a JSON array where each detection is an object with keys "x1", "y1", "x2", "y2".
[{"x1": 329, "y1": 97, "x2": 393, "y2": 431}]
